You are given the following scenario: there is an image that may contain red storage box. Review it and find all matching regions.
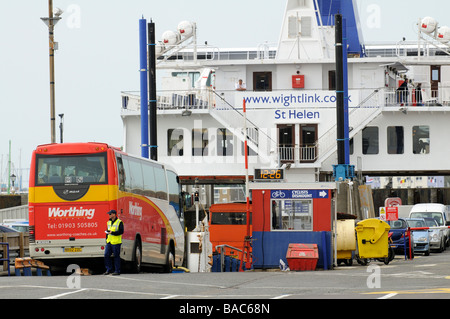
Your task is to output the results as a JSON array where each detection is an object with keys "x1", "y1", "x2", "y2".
[{"x1": 286, "y1": 243, "x2": 318, "y2": 271}]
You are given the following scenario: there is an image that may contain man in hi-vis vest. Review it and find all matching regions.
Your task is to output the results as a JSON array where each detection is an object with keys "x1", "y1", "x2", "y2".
[{"x1": 104, "y1": 210, "x2": 124, "y2": 275}]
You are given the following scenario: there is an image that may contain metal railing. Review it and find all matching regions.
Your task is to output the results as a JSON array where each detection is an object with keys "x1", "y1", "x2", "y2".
[
  {"x1": 278, "y1": 145, "x2": 318, "y2": 163},
  {"x1": 384, "y1": 87, "x2": 450, "y2": 107},
  {"x1": 121, "y1": 86, "x2": 450, "y2": 113},
  {"x1": 121, "y1": 86, "x2": 450, "y2": 167}
]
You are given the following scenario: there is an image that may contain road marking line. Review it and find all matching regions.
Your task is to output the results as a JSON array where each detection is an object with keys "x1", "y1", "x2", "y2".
[
  {"x1": 378, "y1": 293, "x2": 397, "y2": 299},
  {"x1": 109, "y1": 275, "x2": 227, "y2": 289},
  {"x1": 415, "y1": 264, "x2": 436, "y2": 267},
  {"x1": 161, "y1": 295, "x2": 179, "y2": 299},
  {"x1": 42, "y1": 288, "x2": 87, "y2": 299},
  {"x1": 272, "y1": 294, "x2": 291, "y2": 299},
  {"x1": 367, "y1": 288, "x2": 450, "y2": 296}
]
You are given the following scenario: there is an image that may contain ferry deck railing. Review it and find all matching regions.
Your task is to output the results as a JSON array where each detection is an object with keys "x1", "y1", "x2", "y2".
[
  {"x1": 121, "y1": 86, "x2": 450, "y2": 113},
  {"x1": 121, "y1": 86, "x2": 450, "y2": 165},
  {"x1": 384, "y1": 87, "x2": 450, "y2": 107},
  {"x1": 278, "y1": 145, "x2": 318, "y2": 163}
]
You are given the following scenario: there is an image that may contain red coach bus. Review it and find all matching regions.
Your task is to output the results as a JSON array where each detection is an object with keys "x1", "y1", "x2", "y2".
[{"x1": 28, "y1": 142, "x2": 185, "y2": 272}]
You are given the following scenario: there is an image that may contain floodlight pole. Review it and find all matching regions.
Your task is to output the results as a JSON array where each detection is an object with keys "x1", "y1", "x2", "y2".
[
  {"x1": 48, "y1": 0, "x2": 56, "y2": 143},
  {"x1": 41, "y1": 0, "x2": 61, "y2": 144}
]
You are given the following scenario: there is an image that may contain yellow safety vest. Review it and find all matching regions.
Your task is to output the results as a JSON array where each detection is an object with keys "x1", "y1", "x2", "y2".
[{"x1": 107, "y1": 218, "x2": 122, "y2": 245}]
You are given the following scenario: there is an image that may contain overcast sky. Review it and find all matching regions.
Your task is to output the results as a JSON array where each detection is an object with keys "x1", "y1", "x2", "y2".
[{"x1": 1, "y1": 0, "x2": 449, "y2": 187}]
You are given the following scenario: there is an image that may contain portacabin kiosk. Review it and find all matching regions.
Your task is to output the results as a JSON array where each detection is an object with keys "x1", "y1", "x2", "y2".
[{"x1": 249, "y1": 182, "x2": 336, "y2": 270}]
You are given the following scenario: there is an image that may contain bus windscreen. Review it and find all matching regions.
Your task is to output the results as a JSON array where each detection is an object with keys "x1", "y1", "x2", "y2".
[{"x1": 36, "y1": 153, "x2": 107, "y2": 185}]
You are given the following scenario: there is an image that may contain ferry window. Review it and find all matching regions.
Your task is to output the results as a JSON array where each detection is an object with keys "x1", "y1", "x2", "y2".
[
  {"x1": 167, "y1": 170, "x2": 182, "y2": 218},
  {"x1": 271, "y1": 199, "x2": 312, "y2": 231},
  {"x1": 278, "y1": 124, "x2": 294, "y2": 162},
  {"x1": 253, "y1": 72, "x2": 272, "y2": 91},
  {"x1": 217, "y1": 128, "x2": 233, "y2": 156},
  {"x1": 36, "y1": 153, "x2": 107, "y2": 186},
  {"x1": 413, "y1": 125, "x2": 430, "y2": 154},
  {"x1": 362, "y1": 127, "x2": 379, "y2": 154},
  {"x1": 192, "y1": 128, "x2": 208, "y2": 156},
  {"x1": 328, "y1": 70, "x2": 336, "y2": 90},
  {"x1": 241, "y1": 127, "x2": 258, "y2": 156},
  {"x1": 168, "y1": 129, "x2": 184, "y2": 156},
  {"x1": 154, "y1": 165, "x2": 168, "y2": 199},
  {"x1": 142, "y1": 163, "x2": 156, "y2": 197},
  {"x1": 387, "y1": 126, "x2": 404, "y2": 154},
  {"x1": 128, "y1": 158, "x2": 144, "y2": 194},
  {"x1": 301, "y1": 16, "x2": 312, "y2": 37},
  {"x1": 300, "y1": 124, "x2": 317, "y2": 162},
  {"x1": 171, "y1": 72, "x2": 200, "y2": 88},
  {"x1": 241, "y1": 142, "x2": 258, "y2": 156},
  {"x1": 349, "y1": 138, "x2": 354, "y2": 155}
]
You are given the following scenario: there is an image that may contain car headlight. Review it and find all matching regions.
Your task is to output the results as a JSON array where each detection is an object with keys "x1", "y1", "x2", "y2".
[{"x1": 418, "y1": 237, "x2": 427, "y2": 242}]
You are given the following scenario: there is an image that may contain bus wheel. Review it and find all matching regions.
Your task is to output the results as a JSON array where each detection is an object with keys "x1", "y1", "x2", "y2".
[
  {"x1": 164, "y1": 248, "x2": 174, "y2": 273},
  {"x1": 131, "y1": 240, "x2": 142, "y2": 273}
]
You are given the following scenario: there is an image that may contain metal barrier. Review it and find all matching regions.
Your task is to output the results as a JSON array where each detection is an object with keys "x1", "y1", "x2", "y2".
[
  {"x1": 0, "y1": 242, "x2": 10, "y2": 276},
  {"x1": 389, "y1": 228, "x2": 412, "y2": 260},
  {"x1": 213, "y1": 244, "x2": 245, "y2": 272}
]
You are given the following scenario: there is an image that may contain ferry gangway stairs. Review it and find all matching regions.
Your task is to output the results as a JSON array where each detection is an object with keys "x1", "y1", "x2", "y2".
[
  {"x1": 209, "y1": 91, "x2": 275, "y2": 165},
  {"x1": 317, "y1": 88, "x2": 383, "y2": 163}
]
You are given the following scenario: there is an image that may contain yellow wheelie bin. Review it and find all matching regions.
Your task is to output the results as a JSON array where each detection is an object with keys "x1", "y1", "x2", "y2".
[{"x1": 355, "y1": 219, "x2": 390, "y2": 259}]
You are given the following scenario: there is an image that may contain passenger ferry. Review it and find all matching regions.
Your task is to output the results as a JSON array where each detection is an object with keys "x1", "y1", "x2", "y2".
[{"x1": 120, "y1": 0, "x2": 450, "y2": 208}]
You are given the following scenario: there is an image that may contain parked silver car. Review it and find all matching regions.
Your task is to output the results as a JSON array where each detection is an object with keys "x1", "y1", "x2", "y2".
[
  {"x1": 423, "y1": 217, "x2": 446, "y2": 253},
  {"x1": 406, "y1": 218, "x2": 430, "y2": 256}
]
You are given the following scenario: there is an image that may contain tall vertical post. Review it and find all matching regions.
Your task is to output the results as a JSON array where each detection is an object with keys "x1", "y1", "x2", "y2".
[
  {"x1": 148, "y1": 20, "x2": 158, "y2": 161},
  {"x1": 335, "y1": 14, "x2": 345, "y2": 165},
  {"x1": 48, "y1": 0, "x2": 56, "y2": 143},
  {"x1": 333, "y1": 13, "x2": 354, "y2": 181},
  {"x1": 342, "y1": 17, "x2": 350, "y2": 165},
  {"x1": 139, "y1": 18, "x2": 149, "y2": 159},
  {"x1": 243, "y1": 98, "x2": 251, "y2": 270},
  {"x1": 7, "y1": 141, "x2": 11, "y2": 195}
]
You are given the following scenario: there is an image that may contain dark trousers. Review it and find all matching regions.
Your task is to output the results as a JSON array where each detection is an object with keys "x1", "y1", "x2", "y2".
[{"x1": 104, "y1": 242, "x2": 121, "y2": 273}]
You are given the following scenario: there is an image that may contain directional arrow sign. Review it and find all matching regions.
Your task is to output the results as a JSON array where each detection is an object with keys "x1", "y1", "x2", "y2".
[{"x1": 271, "y1": 189, "x2": 329, "y2": 199}]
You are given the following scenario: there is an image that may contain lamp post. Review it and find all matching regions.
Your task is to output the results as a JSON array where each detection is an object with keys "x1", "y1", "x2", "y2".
[
  {"x1": 10, "y1": 174, "x2": 16, "y2": 195},
  {"x1": 59, "y1": 113, "x2": 64, "y2": 143},
  {"x1": 41, "y1": 1, "x2": 63, "y2": 143}
]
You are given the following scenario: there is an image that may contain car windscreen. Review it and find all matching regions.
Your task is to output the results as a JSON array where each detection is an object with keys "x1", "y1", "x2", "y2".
[
  {"x1": 410, "y1": 212, "x2": 444, "y2": 226},
  {"x1": 389, "y1": 219, "x2": 407, "y2": 229},
  {"x1": 407, "y1": 219, "x2": 426, "y2": 228},
  {"x1": 36, "y1": 153, "x2": 107, "y2": 186},
  {"x1": 424, "y1": 218, "x2": 438, "y2": 227}
]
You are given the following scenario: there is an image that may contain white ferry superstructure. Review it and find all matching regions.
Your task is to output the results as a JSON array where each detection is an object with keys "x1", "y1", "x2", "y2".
[{"x1": 120, "y1": 0, "x2": 450, "y2": 191}]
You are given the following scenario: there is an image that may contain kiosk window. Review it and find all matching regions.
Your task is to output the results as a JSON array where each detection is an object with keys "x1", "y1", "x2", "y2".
[{"x1": 271, "y1": 199, "x2": 313, "y2": 231}]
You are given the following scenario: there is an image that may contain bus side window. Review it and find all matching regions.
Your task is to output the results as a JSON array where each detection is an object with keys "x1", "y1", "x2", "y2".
[
  {"x1": 116, "y1": 156, "x2": 126, "y2": 191},
  {"x1": 128, "y1": 158, "x2": 144, "y2": 194},
  {"x1": 142, "y1": 164, "x2": 156, "y2": 198},
  {"x1": 167, "y1": 170, "x2": 181, "y2": 218},
  {"x1": 154, "y1": 165, "x2": 168, "y2": 200},
  {"x1": 121, "y1": 156, "x2": 132, "y2": 192}
]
